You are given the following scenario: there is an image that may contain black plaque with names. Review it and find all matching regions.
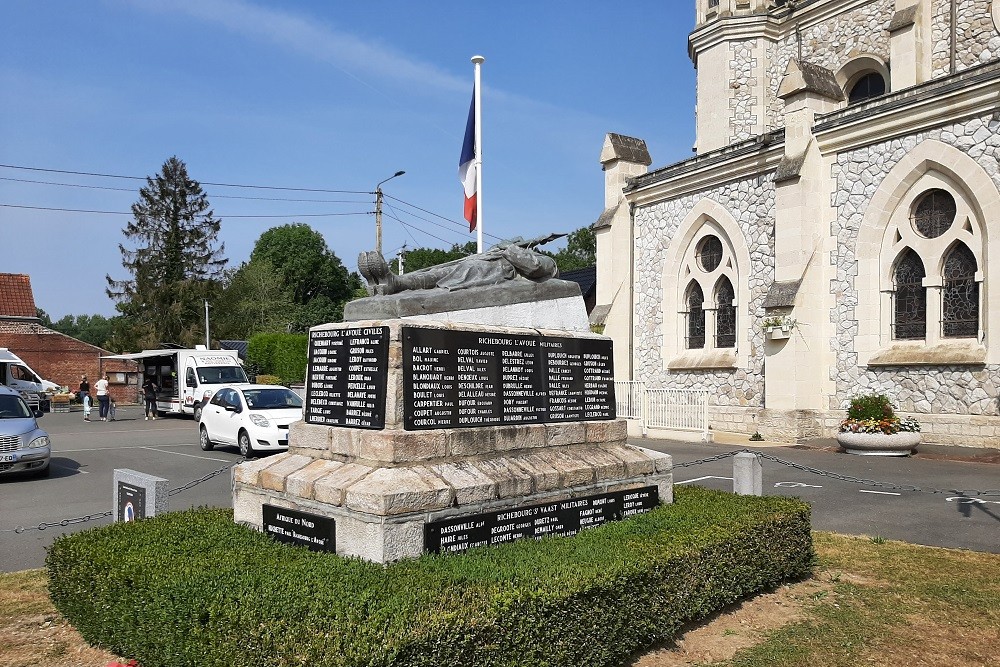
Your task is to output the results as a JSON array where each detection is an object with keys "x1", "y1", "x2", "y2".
[
  {"x1": 305, "y1": 326, "x2": 389, "y2": 429},
  {"x1": 424, "y1": 486, "x2": 658, "y2": 554},
  {"x1": 403, "y1": 326, "x2": 615, "y2": 430},
  {"x1": 262, "y1": 504, "x2": 336, "y2": 553}
]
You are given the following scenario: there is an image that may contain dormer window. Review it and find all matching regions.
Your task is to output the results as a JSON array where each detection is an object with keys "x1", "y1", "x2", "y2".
[{"x1": 847, "y1": 72, "x2": 886, "y2": 104}]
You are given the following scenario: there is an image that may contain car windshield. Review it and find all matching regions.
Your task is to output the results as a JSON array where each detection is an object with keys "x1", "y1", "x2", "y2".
[
  {"x1": 197, "y1": 366, "x2": 249, "y2": 384},
  {"x1": 242, "y1": 388, "x2": 303, "y2": 410},
  {"x1": 0, "y1": 395, "x2": 33, "y2": 419}
]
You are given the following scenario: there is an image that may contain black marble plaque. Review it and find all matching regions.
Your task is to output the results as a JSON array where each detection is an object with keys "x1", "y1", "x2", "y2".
[
  {"x1": 403, "y1": 327, "x2": 615, "y2": 430},
  {"x1": 424, "y1": 486, "x2": 658, "y2": 554},
  {"x1": 305, "y1": 326, "x2": 389, "y2": 429},
  {"x1": 117, "y1": 482, "x2": 146, "y2": 522},
  {"x1": 262, "y1": 504, "x2": 336, "y2": 553}
]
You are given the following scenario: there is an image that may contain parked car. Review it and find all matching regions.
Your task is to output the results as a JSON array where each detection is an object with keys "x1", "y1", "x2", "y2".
[
  {"x1": 0, "y1": 385, "x2": 51, "y2": 478},
  {"x1": 198, "y1": 384, "x2": 303, "y2": 457}
]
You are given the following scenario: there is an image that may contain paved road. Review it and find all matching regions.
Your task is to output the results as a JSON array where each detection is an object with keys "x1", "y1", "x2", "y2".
[
  {"x1": 2, "y1": 410, "x2": 997, "y2": 571},
  {"x1": 0, "y1": 406, "x2": 247, "y2": 572},
  {"x1": 635, "y1": 438, "x2": 1000, "y2": 554}
]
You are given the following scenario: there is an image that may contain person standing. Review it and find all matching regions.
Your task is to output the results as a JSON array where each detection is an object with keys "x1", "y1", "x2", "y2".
[
  {"x1": 78, "y1": 375, "x2": 90, "y2": 408},
  {"x1": 142, "y1": 377, "x2": 159, "y2": 421},
  {"x1": 95, "y1": 374, "x2": 110, "y2": 421}
]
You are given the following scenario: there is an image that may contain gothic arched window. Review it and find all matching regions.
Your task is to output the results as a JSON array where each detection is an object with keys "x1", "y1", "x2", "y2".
[
  {"x1": 685, "y1": 282, "x2": 705, "y2": 349},
  {"x1": 848, "y1": 72, "x2": 886, "y2": 104},
  {"x1": 715, "y1": 277, "x2": 736, "y2": 348},
  {"x1": 892, "y1": 249, "x2": 926, "y2": 340},
  {"x1": 697, "y1": 235, "x2": 723, "y2": 272},
  {"x1": 942, "y1": 244, "x2": 979, "y2": 338},
  {"x1": 912, "y1": 189, "x2": 956, "y2": 239}
]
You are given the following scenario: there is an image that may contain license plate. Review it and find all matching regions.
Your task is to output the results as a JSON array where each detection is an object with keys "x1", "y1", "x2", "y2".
[{"x1": 0, "y1": 454, "x2": 16, "y2": 463}]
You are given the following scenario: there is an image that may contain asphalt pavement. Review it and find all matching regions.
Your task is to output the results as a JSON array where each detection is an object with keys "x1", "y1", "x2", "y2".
[{"x1": 1, "y1": 409, "x2": 997, "y2": 572}]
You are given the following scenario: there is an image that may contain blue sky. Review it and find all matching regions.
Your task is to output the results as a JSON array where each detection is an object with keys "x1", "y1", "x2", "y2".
[{"x1": 1, "y1": 0, "x2": 697, "y2": 320}]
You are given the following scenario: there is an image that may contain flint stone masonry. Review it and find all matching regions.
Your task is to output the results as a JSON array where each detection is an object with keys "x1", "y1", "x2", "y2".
[
  {"x1": 234, "y1": 319, "x2": 672, "y2": 563},
  {"x1": 830, "y1": 114, "x2": 1000, "y2": 418},
  {"x1": 931, "y1": 0, "x2": 997, "y2": 77}
]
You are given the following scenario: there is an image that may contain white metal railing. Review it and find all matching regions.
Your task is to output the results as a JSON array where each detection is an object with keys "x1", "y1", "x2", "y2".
[
  {"x1": 614, "y1": 381, "x2": 645, "y2": 421},
  {"x1": 614, "y1": 382, "x2": 710, "y2": 439}
]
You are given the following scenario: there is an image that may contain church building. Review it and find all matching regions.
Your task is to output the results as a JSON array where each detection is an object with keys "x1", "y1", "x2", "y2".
[{"x1": 595, "y1": 0, "x2": 1000, "y2": 446}]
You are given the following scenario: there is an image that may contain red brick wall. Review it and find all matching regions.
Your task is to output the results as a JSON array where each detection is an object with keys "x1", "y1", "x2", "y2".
[{"x1": 0, "y1": 329, "x2": 140, "y2": 404}]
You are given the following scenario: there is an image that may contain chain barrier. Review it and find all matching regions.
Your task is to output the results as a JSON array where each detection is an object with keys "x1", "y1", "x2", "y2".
[
  {"x1": 1, "y1": 457, "x2": 246, "y2": 535},
  {"x1": 675, "y1": 448, "x2": 1000, "y2": 498}
]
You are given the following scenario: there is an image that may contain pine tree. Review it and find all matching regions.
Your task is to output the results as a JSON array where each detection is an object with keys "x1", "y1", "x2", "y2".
[{"x1": 106, "y1": 156, "x2": 227, "y2": 349}]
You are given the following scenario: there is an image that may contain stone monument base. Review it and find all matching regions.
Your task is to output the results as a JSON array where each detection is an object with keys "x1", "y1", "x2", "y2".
[{"x1": 234, "y1": 420, "x2": 672, "y2": 563}]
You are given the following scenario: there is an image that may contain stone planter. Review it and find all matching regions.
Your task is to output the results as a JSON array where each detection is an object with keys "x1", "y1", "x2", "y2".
[
  {"x1": 837, "y1": 431, "x2": 920, "y2": 456},
  {"x1": 765, "y1": 326, "x2": 792, "y2": 340}
]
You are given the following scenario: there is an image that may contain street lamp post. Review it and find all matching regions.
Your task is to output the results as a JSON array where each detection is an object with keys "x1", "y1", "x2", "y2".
[{"x1": 375, "y1": 170, "x2": 405, "y2": 255}]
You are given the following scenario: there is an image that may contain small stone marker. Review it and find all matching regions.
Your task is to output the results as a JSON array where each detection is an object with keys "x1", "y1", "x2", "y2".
[
  {"x1": 113, "y1": 469, "x2": 169, "y2": 522},
  {"x1": 733, "y1": 453, "x2": 762, "y2": 496}
]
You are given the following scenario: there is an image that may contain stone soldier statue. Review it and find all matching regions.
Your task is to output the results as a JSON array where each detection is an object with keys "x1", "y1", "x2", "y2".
[{"x1": 359, "y1": 233, "x2": 563, "y2": 296}]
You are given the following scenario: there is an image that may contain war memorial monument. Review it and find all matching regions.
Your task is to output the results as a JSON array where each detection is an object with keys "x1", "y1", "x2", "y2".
[{"x1": 233, "y1": 237, "x2": 674, "y2": 563}]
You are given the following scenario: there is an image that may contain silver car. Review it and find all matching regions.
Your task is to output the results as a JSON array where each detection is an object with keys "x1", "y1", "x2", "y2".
[{"x1": 0, "y1": 385, "x2": 51, "y2": 478}]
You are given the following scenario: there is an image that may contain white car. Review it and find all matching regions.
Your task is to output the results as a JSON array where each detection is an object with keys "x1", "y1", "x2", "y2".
[{"x1": 198, "y1": 384, "x2": 303, "y2": 457}]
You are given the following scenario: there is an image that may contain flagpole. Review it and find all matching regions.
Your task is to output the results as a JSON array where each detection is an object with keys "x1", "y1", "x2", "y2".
[{"x1": 472, "y1": 55, "x2": 484, "y2": 253}]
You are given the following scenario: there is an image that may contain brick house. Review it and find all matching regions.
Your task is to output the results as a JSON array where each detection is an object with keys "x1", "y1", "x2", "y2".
[{"x1": 0, "y1": 273, "x2": 138, "y2": 404}]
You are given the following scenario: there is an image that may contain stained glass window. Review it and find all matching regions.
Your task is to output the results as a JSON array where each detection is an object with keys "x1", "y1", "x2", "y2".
[
  {"x1": 848, "y1": 72, "x2": 886, "y2": 105},
  {"x1": 697, "y1": 235, "x2": 723, "y2": 272},
  {"x1": 912, "y1": 189, "x2": 956, "y2": 239},
  {"x1": 942, "y1": 244, "x2": 979, "y2": 338},
  {"x1": 892, "y1": 249, "x2": 926, "y2": 340},
  {"x1": 686, "y1": 282, "x2": 705, "y2": 349},
  {"x1": 715, "y1": 277, "x2": 736, "y2": 348}
]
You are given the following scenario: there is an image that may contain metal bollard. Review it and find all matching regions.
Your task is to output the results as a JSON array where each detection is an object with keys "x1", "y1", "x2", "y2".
[{"x1": 733, "y1": 452, "x2": 762, "y2": 496}]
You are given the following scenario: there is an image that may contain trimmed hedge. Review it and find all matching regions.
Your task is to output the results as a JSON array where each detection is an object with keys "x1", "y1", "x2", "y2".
[
  {"x1": 46, "y1": 487, "x2": 812, "y2": 667},
  {"x1": 247, "y1": 333, "x2": 308, "y2": 385}
]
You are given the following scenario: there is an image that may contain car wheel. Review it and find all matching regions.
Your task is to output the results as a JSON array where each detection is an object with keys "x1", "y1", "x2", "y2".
[
  {"x1": 238, "y1": 430, "x2": 255, "y2": 458},
  {"x1": 199, "y1": 425, "x2": 215, "y2": 451},
  {"x1": 193, "y1": 403, "x2": 203, "y2": 422}
]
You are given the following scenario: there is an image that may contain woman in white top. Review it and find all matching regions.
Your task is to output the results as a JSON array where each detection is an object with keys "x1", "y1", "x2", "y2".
[{"x1": 95, "y1": 374, "x2": 110, "y2": 421}]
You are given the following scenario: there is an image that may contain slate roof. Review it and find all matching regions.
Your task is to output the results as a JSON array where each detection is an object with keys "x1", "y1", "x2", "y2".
[
  {"x1": 560, "y1": 266, "x2": 597, "y2": 299},
  {"x1": 220, "y1": 339, "x2": 249, "y2": 361},
  {"x1": 0, "y1": 274, "x2": 38, "y2": 319}
]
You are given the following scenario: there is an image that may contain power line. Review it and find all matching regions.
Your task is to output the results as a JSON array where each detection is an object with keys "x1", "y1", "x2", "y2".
[
  {"x1": 0, "y1": 176, "x2": 372, "y2": 204},
  {"x1": 385, "y1": 193, "x2": 506, "y2": 243},
  {"x1": 0, "y1": 203, "x2": 372, "y2": 218},
  {"x1": 384, "y1": 211, "x2": 464, "y2": 248},
  {"x1": 0, "y1": 163, "x2": 369, "y2": 194}
]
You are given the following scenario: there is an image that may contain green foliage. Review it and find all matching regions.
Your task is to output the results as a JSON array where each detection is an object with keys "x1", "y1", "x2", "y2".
[
  {"x1": 249, "y1": 223, "x2": 357, "y2": 330},
  {"x1": 212, "y1": 259, "x2": 298, "y2": 340},
  {"x1": 254, "y1": 374, "x2": 281, "y2": 385},
  {"x1": 247, "y1": 333, "x2": 308, "y2": 384},
  {"x1": 391, "y1": 241, "x2": 478, "y2": 274},
  {"x1": 548, "y1": 225, "x2": 596, "y2": 273},
  {"x1": 46, "y1": 487, "x2": 812, "y2": 667},
  {"x1": 846, "y1": 393, "x2": 895, "y2": 421},
  {"x1": 106, "y1": 156, "x2": 227, "y2": 350},
  {"x1": 45, "y1": 313, "x2": 117, "y2": 349}
]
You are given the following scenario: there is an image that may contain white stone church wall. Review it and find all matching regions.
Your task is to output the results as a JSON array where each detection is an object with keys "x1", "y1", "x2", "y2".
[
  {"x1": 765, "y1": 0, "x2": 894, "y2": 130},
  {"x1": 831, "y1": 112, "x2": 1000, "y2": 437},
  {"x1": 931, "y1": 0, "x2": 998, "y2": 77},
  {"x1": 633, "y1": 176, "x2": 775, "y2": 433},
  {"x1": 730, "y1": 39, "x2": 761, "y2": 143}
]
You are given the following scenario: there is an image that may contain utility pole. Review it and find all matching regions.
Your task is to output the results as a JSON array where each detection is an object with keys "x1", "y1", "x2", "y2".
[
  {"x1": 374, "y1": 170, "x2": 405, "y2": 255},
  {"x1": 397, "y1": 243, "x2": 407, "y2": 275},
  {"x1": 204, "y1": 300, "x2": 210, "y2": 348}
]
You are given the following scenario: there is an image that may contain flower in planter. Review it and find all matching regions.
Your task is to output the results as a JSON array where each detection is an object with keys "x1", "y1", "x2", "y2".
[{"x1": 839, "y1": 393, "x2": 921, "y2": 435}]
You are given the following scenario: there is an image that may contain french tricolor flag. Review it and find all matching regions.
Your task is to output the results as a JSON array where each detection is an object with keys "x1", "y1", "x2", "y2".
[{"x1": 459, "y1": 88, "x2": 477, "y2": 232}]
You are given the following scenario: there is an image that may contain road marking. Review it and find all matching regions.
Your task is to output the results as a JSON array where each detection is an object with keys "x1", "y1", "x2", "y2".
[
  {"x1": 947, "y1": 496, "x2": 1000, "y2": 505},
  {"x1": 774, "y1": 481, "x2": 823, "y2": 488},
  {"x1": 677, "y1": 475, "x2": 733, "y2": 485},
  {"x1": 141, "y1": 447, "x2": 231, "y2": 463},
  {"x1": 58, "y1": 443, "x2": 202, "y2": 453},
  {"x1": 859, "y1": 489, "x2": 901, "y2": 496},
  {"x1": 50, "y1": 462, "x2": 89, "y2": 474}
]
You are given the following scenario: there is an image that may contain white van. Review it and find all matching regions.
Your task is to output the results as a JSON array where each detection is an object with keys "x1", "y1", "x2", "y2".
[
  {"x1": 104, "y1": 346, "x2": 247, "y2": 419},
  {"x1": 0, "y1": 348, "x2": 59, "y2": 410}
]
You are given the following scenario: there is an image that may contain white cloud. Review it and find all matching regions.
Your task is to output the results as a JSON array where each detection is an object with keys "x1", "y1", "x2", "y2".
[{"x1": 136, "y1": 0, "x2": 468, "y2": 96}]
